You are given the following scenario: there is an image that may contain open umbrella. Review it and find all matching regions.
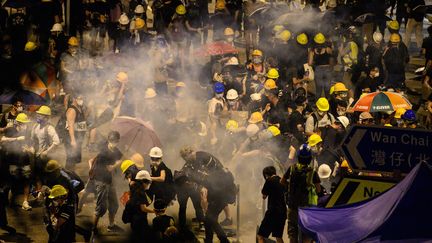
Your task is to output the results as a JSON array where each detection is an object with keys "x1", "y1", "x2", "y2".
[
  {"x1": 110, "y1": 116, "x2": 162, "y2": 156},
  {"x1": 20, "y1": 62, "x2": 59, "y2": 103},
  {"x1": 194, "y1": 41, "x2": 238, "y2": 57},
  {"x1": 351, "y1": 91, "x2": 412, "y2": 112}
]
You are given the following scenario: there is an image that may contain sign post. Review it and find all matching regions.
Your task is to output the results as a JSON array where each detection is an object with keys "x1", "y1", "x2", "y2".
[{"x1": 342, "y1": 125, "x2": 432, "y2": 173}]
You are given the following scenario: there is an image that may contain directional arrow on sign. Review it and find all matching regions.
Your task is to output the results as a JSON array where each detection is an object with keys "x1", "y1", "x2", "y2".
[{"x1": 342, "y1": 125, "x2": 432, "y2": 173}]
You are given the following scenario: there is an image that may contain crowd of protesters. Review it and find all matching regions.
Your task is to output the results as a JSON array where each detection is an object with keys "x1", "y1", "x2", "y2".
[{"x1": 0, "y1": 0, "x2": 432, "y2": 242}]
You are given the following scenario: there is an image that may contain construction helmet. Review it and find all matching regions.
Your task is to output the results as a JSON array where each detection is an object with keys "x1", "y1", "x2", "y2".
[
  {"x1": 314, "y1": 33, "x2": 326, "y2": 44},
  {"x1": 68, "y1": 36, "x2": 79, "y2": 46},
  {"x1": 250, "y1": 93, "x2": 261, "y2": 101},
  {"x1": 267, "y1": 126, "x2": 281, "y2": 136},
  {"x1": 267, "y1": 68, "x2": 279, "y2": 79},
  {"x1": 394, "y1": 107, "x2": 406, "y2": 119},
  {"x1": 24, "y1": 41, "x2": 37, "y2": 52},
  {"x1": 337, "y1": 116, "x2": 350, "y2": 128},
  {"x1": 224, "y1": 27, "x2": 234, "y2": 36},
  {"x1": 372, "y1": 32, "x2": 383, "y2": 43},
  {"x1": 176, "y1": 82, "x2": 186, "y2": 88},
  {"x1": 121, "y1": 160, "x2": 135, "y2": 174},
  {"x1": 316, "y1": 97, "x2": 330, "y2": 111},
  {"x1": 50, "y1": 23, "x2": 63, "y2": 32},
  {"x1": 248, "y1": 111, "x2": 263, "y2": 124},
  {"x1": 48, "y1": 185, "x2": 68, "y2": 199},
  {"x1": 308, "y1": 133, "x2": 323, "y2": 146},
  {"x1": 246, "y1": 124, "x2": 260, "y2": 137},
  {"x1": 116, "y1": 71, "x2": 128, "y2": 82},
  {"x1": 402, "y1": 110, "x2": 416, "y2": 121},
  {"x1": 134, "y1": 4, "x2": 145, "y2": 14},
  {"x1": 388, "y1": 20, "x2": 400, "y2": 30},
  {"x1": 264, "y1": 79, "x2": 277, "y2": 90},
  {"x1": 384, "y1": 123, "x2": 393, "y2": 127},
  {"x1": 272, "y1": 25, "x2": 284, "y2": 33},
  {"x1": 226, "y1": 56, "x2": 239, "y2": 65},
  {"x1": 176, "y1": 5, "x2": 186, "y2": 15},
  {"x1": 277, "y1": 30, "x2": 291, "y2": 42},
  {"x1": 225, "y1": 120, "x2": 239, "y2": 132},
  {"x1": 329, "y1": 85, "x2": 335, "y2": 95},
  {"x1": 149, "y1": 147, "x2": 163, "y2": 158},
  {"x1": 296, "y1": 33, "x2": 308, "y2": 45},
  {"x1": 36, "y1": 105, "x2": 51, "y2": 116},
  {"x1": 333, "y1": 82, "x2": 348, "y2": 92},
  {"x1": 119, "y1": 13, "x2": 130, "y2": 25},
  {"x1": 45, "y1": 160, "x2": 61, "y2": 173},
  {"x1": 390, "y1": 33, "x2": 401, "y2": 43},
  {"x1": 135, "y1": 18, "x2": 145, "y2": 29},
  {"x1": 298, "y1": 144, "x2": 312, "y2": 164},
  {"x1": 135, "y1": 170, "x2": 151, "y2": 181},
  {"x1": 318, "y1": 164, "x2": 332, "y2": 179},
  {"x1": 16, "y1": 113, "x2": 30, "y2": 123},
  {"x1": 145, "y1": 88, "x2": 157, "y2": 98},
  {"x1": 226, "y1": 89, "x2": 239, "y2": 100},
  {"x1": 215, "y1": 0, "x2": 226, "y2": 10},
  {"x1": 214, "y1": 82, "x2": 225, "y2": 93},
  {"x1": 252, "y1": 49, "x2": 263, "y2": 57}
]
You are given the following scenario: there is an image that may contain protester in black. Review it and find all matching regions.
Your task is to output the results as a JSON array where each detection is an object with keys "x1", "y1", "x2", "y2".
[
  {"x1": 257, "y1": 166, "x2": 286, "y2": 243},
  {"x1": 153, "y1": 199, "x2": 177, "y2": 242}
]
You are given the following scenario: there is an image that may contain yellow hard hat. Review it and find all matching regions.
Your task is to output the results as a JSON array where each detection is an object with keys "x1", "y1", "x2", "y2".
[
  {"x1": 248, "y1": 111, "x2": 263, "y2": 124},
  {"x1": 68, "y1": 36, "x2": 79, "y2": 46},
  {"x1": 272, "y1": 25, "x2": 284, "y2": 33},
  {"x1": 316, "y1": 97, "x2": 330, "y2": 111},
  {"x1": 48, "y1": 185, "x2": 68, "y2": 199},
  {"x1": 384, "y1": 123, "x2": 393, "y2": 127},
  {"x1": 24, "y1": 41, "x2": 37, "y2": 52},
  {"x1": 224, "y1": 27, "x2": 234, "y2": 36},
  {"x1": 135, "y1": 18, "x2": 145, "y2": 29},
  {"x1": 15, "y1": 113, "x2": 30, "y2": 123},
  {"x1": 267, "y1": 68, "x2": 279, "y2": 79},
  {"x1": 329, "y1": 85, "x2": 335, "y2": 95},
  {"x1": 296, "y1": 33, "x2": 308, "y2": 45},
  {"x1": 215, "y1": 0, "x2": 226, "y2": 10},
  {"x1": 36, "y1": 105, "x2": 51, "y2": 116},
  {"x1": 277, "y1": 30, "x2": 291, "y2": 42},
  {"x1": 252, "y1": 49, "x2": 263, "y2": 57},
  {"x1": 116, "y1": 71, "x2": 128, "y2": 82},
  {"x1": 145, "y1": 88, "x2": 157, "y2": 98},
  {"x1": 333, "y1": 82, "x2": 348, "y2": 92},
  {"x1": 45, "y1": 160, "x2": 61, "y2": 172},
  {"x1": 308, "y1": 133, "x2": 323, "y2": 146},
  {"x1": 225, "y1": 120, "x2": 239, "y2": 132},
  {"x1": 390, "y1": 33, "x2": 401, "y2": 43},
  {"x1": 314, "y1": 33, "x2": 326, "y2": 44},
  {"x1": 388, "y1": 20, "x2": 399, "y2": 30},
  {"x1": 264, "y1": 79, "x2": 277, "y2": 90},
  {"x1": 267, "y1": 126, "x2": 281, "y2": 136},
  {"x1": 121, "y1": 160, "x2": 135, "y2": 173},
  {"x1": 176, "y1": 5, "x2": 186, "y2": 15},
  {"x1": 394, "y1": 108, "x2": 406, "y2": 119},
  {"x1": 176, "y1": 82, "x2": 186, "y2": 87}
]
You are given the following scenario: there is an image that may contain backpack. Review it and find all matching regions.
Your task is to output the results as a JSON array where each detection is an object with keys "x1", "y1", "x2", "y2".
[
  {"x1": 287, "y1": 164, "x2": 314, "y2": 207},
  {"x1": 122, "y1": 200, "x2": 133, "y2": 224},
  {"x1": 214, "y1": 168, "x2": 237, "y2": 204},
  {"x1": 55, "y1": 113, "x2": 68, "y2": 143},
  {"x1": 60, "y1": 169, "x2": 85, "y2": 194}
]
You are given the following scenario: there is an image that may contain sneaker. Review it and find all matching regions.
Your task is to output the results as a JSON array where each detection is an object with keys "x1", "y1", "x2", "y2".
[
  {"x1": 107, "y1": 224, "x2": 124, "y2": 233},
  {"x1": 22, "y1": 201, "x2": 32, "y2": 211},
  {"x1": 0, "y1": 225, "x2": 16, "y2": 234},
  {"x1": 220, "y1": 218, "x2": 233, "y2": 226}
]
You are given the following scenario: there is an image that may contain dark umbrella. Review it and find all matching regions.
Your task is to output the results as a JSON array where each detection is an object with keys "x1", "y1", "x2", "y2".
[
  {"x1": 111, "y1": 116, "x2": 162, "y2": 156},
  {"x1": 0, "y1": 90, "x2": 47, "y2": 105},
  {"x1": 3, "y1": 0, "x2": 31, "y2": 8}
]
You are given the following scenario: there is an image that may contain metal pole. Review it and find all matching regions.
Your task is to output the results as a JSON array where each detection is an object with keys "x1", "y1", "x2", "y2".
[
  {"x1": 66, "y1": 0, "x2": 70, "y2": 35},
  {"x1": 236, "y1": 184, "x2": 240, "y2": 242}
]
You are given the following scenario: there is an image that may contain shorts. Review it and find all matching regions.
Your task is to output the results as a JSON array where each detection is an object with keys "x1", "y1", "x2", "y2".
[
  {"x1": 9, "y1": 164, "x2": 31, "y2": 180},
  {"x1": 258, "y1": 211, "x2": 286, "y2": 238},
  {"x1": 94, "y1": 180, "x2": 118, "y2": 217}
]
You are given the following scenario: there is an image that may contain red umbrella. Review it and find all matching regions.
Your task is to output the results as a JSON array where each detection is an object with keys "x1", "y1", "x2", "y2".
[
  {"x1": 111, "y1": 116, "x2": 162, "y2": 156},
  {"x1": 194, "y1": 41, "x2": 238, "y2": 57}
]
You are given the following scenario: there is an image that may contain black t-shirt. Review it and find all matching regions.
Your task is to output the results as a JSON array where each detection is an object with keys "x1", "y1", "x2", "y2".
[
  {"x1": 53, "y1": 203, "x2": 76, "y2": 243},
  {"x1": 262, "y1": 175, "x2": 286, "y2": 214},
  {"x1": 408, "y1": 0, "x2": 426, "y2": 21},
  {"x1": 186, "y1": 4, "x2": 202, "y2": 28},
  {"x1": 0, "y1": 111, "x2": 17, "y2": 128},
  {"x1": 130, "y1": 184, "x2": 152, "y2": 222},
  {"x1": 152, "y1": 214, "x2": 175, "y2": 234},
  {"x1": 266, "y1": 100, "x2": 287, "y2": 126},
  {"x1": 422, "y1": 36, "x2": 432, "y2": 60},
  {"x1": 93, "y1": 143, "x2": 122, "y2": 184},
  {"x1": 194, "y1": 151, "x2": 224, "y2": 172},
  {"x1": 3, "y1": 126, "x2": 31, "y2": 166}
]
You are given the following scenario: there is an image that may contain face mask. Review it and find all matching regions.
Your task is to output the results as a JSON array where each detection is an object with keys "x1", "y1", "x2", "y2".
[
  {"x1": 374, "y1": 72, "x2": 380, "y2": 78},
  {"x1": 337, "y1": 110, "x2": 346, "y2": 116},
  {"x1": 36, "y1": 118, "x2": 46, "y2": 124},
  {"x1": 340, "y1": 92, "x2": 348, "y2": 98},
  {"x1": 228, "y1": 100, "x2": 236, "y2": 106},
  {"x1": 227, "y1": 37, "x2": 234, "y2": 42},
  {"x1": 252, "y1": 57, "x2": 262, "y2": 64},
  {"x1": 215, "y1": 93, "x2": 224, "y2": 99},
  {"x1": 70, "y1": 48, "x2": 77, "y2": 56},
  {"x1": 144, "y1": 182, "x2": 151, "y2": 190},
  {"x1": 317, "y1": 111, "x2": 325, "y2": 116},
  {"x1": 76, "y1": 100, "x2": 84, "y2": 106},
  {"x1": 53, "y1": 200, "x2": 60, "y2": 206},
  {"x1": 108, "y1": 142, "x2": 118, "y2": 150},
  {"x1": 16, "y1": 106, "x2": 23, "y2": 112}
]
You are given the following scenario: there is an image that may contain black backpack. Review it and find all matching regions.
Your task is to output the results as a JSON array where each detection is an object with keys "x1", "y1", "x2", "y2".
[
  {"x1": 213, "y1": 168, "x2": 237, "y2": 205},
  {"x1": 287, "y1": 164, "x2": 310, "y2": 207},
  {"x1": 122, "y1": 200, "x2": 133, "y2": 224},
  {"x1": 55, "y1": 113, "x2": 68, "y2": 143}
]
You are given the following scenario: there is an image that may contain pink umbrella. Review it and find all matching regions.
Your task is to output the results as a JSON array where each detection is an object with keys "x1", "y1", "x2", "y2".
[{"x1": 111, "y1": 116, "x2": 162, "y2": 155}]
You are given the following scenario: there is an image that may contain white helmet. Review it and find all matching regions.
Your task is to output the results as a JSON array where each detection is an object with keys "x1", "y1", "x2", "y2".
[
  {"x1": 50, "y1": 23, "x2": 63, "y2": 32},
  {"x1": 372, "y1": 32, "x2": 383, "y2": 43},
  {"x1": 337, "y1": 116, "x2": 350, "y2": 129},
  {"x1": 250, "y1": 93, "x2": 261, "y2": 101},
  {"x1": 135, "y1": 4, "x2": 145, "y2": 14},
  {"x1": 318, "y1": 164, "x2": 332, "y2": 179},
  {"x1": 135, "y1": 170, "x2": 152, "y2": 181},
  {"x1": 149, "y1": 147, "x2": 163, "y2": 158},
  {"x1": 225, "y1": 56, "x2": 239, "y2": 66},
  {"x1": 246, "y1": 124, "x2": 260, "y2": 137},
  {"x1": 119, "y1": 13, "x2": 130, "y2": 25},
  {"x1": 226, "y1": 89, "x2": 239, "y2": 100}
]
